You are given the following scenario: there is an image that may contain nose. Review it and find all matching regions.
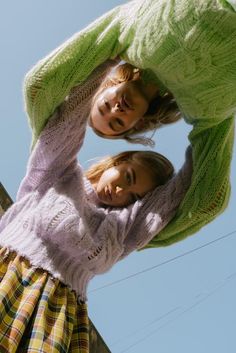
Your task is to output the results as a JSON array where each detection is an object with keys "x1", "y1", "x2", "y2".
[
  {"x1": 115, "y1": 185, "x2": 129, "y2": 199},
  {"x1": 111, "y1": 102, "x2": 124, "y2": 114},
  {"x1": 115, "y1": 185, "x2": 123, "y2": 195}
]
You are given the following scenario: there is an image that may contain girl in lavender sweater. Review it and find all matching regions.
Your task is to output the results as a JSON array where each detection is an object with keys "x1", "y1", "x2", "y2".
[{"x1": 0, "y1": 60, "x2": 192, "y2": 352}]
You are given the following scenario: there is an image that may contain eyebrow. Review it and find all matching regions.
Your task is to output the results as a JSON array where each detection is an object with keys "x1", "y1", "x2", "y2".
[{"x1": 131, "y1": 167, "x2": 136, "y2": 184}]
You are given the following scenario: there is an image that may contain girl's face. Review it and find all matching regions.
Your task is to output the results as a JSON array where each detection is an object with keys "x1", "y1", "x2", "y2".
[
  {"x1": 89, "y1": 80, "x2": 149, "y2": 136},
  {"x1": 94, "y1": 160, "x2": 156, "y2": 207}
]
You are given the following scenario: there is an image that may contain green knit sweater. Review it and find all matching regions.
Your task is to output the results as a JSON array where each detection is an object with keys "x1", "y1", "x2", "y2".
[{"x1": 23, "y1": 0, "x2": 235, "y2": 248}]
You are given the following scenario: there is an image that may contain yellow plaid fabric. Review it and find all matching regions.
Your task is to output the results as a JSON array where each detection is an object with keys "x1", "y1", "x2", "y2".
[{"x1": 0, "y1": 247, "x2": 89, "y2": 353}]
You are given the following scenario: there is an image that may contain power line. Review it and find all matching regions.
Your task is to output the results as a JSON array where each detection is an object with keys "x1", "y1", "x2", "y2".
[
  {"x1": 89, "y1": 229, "x2": 236, "y2": 293},
  {"x1": 110, "y1": 307, "x2": 180, "y2": 347},
  {"x1": 111, "y1": 270, "x2": 236, "y2": 349},
  {"x1": 118, "y1": 271, "x2": 236, "y2": 353}
]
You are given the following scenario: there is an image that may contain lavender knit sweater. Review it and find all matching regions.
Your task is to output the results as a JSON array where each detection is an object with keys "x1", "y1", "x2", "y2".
[{"x1": 0, "y1": 63, "x2": 192, "y2": 302}]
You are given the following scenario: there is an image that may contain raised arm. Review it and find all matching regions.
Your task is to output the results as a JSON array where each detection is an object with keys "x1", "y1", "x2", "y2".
[
  {"x1": 17, "y1": 61, "x2": 114, "y2": 201},
  {"x1": 23, "y1": 5, "x2": 124, "y2": 148},
  {"x1": 120, "y1": 145, "x2": 193, "y2": 259},
  {"x1": 145, "y1": 117, "x2": 234, "y2": 248},
  {"x1": 17, "y1": 103, "x2": 82, "y2": 201}
]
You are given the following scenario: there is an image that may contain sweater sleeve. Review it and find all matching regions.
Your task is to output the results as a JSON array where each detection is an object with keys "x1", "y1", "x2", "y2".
[
  {"x1": 144, "y1": 117, "x2": 234, "y2": 248},
  {"x1": 17, "y1": 60, "x2": 115, "y2": 200},
  {"x1": 23, "y1": 4, "x2": 125, "y2": 149},
  {"x1": 17, "y1": 103, "x2": 84, "y2": 201},
  {"x1": 120, "y1": 146, "x2": 193, "y2": 259}
]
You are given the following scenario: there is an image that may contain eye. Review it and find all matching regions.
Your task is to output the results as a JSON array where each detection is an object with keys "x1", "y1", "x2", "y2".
[
  {"x1": 126, "y1": 171, "x2": 132, "y2": 185},
  {"x1": 115, "y1": 118, "x2": 124, "y2": 127}
]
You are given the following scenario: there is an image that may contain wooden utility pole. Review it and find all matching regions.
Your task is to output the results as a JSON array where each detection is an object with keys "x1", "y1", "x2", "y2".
[{"x1": 0, "y1": 182, "x2": 111, "y2": 353}]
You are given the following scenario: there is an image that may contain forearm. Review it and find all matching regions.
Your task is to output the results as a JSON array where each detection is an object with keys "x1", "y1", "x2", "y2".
[
  {"x1": 23, "y1": 5, "x2": 122, "y2": 148},
  {"x1": 120, "y1": 146, "x2": 193, "y2": 258},
  {"x1": 145, "y1": 117, "x2": 234, "y2": 248},
  {"x1": 18, "y1": 59, "x2": 116, "y2": 200},
  {"x1": 16, "y1": 109, "x2": 79, "y2": 201}
]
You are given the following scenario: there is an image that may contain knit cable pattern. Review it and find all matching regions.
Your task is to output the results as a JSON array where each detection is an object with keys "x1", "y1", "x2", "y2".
[
  {"x1": 23, "y1": 0, "x2": 236, "y2": 247},
  {"x1": 0, "y1": 61, "x2": 192, "y2": 300}
]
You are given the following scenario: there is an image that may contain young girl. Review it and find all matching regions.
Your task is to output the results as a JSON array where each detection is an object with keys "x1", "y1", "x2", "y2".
[
  {"x1": 89, "y1": 62, "x2": 181, "y2": 146},
  {"x1": 0, "y1": 63, "x2": 192, "y2": 351},
  {"x1": 24, "y1": 0, "x2": 236, "y2": 250}
]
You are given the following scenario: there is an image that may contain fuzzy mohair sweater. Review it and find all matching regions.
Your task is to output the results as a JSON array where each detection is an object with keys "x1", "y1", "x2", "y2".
[
  {"x1": 23, "y1": 0, "x2": 236, "y2": 248},
  {"x1": 0, "y1": 63, "x2": 192, "y2": 301}
]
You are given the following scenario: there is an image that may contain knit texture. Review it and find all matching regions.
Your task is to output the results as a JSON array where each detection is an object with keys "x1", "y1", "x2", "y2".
[
  {"x1": 24, "y1": 0, "x2": 236, "y2": 247},
  {"x1": 22, "y1": 0, "x2": 235, "y2": 248},
  {"x1": 0, "y1": 63, "x2": 192, "y2": 301}
]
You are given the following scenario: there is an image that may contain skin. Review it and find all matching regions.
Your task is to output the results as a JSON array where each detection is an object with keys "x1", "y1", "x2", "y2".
[
  {"x1": 90, "y1": 80, "x2": 159, "y2": 136},
  {"x1": 93, "y1": 160, "x2": 157, "y2": 207}
]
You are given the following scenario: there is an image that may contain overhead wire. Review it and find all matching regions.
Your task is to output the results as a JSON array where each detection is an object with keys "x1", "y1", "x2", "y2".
[
  {"x1": 118, "y1": 270, "x2": 236, "y2": 353},
  {"x1": 89, "y1": 229, "x2": 236, "y2": 293},
  {"x1": 110, "y1": 269, "x2": 236, "y2": 349},
  {"x1": 110, "y1": 307, "x2": 181, "y2": 347}
]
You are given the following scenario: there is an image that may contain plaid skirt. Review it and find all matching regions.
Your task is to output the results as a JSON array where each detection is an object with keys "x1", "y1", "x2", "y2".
[{"x1": 0, "y1": 247, "x2": 89, "y2": 353}]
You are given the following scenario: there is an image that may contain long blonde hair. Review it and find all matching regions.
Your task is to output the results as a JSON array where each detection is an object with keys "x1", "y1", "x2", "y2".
[
  {"x1": 85, "y1": 150, "x2": 174, "y2": 187},
  {"x1": 89, "y1": 62, "x2": 181, "y2": 147}
]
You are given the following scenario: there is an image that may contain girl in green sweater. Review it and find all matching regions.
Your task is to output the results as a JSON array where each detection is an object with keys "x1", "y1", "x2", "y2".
[{"x1": 89, "y1": 62, "x2": 181, "y2": 147}]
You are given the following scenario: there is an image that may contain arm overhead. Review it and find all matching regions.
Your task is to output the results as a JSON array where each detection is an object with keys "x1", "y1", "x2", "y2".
[
  {"x1": 121, "y1": 146, "x2": 193, "y2": 258},
  {"x1": 23, "y1": 0, "x2": 236, "y2": 245},
  {"x1": 145, "y1": 117, "x2": 235, "y2": 248},
  {"x1": 18, "y1": 61, "x2": 114, "y2": 200},
  {"x1": 23, "y1": 5, "x2": 124, "y2": 148}
]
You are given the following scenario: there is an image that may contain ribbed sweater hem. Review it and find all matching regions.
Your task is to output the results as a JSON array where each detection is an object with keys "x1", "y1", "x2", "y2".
[{"x1": 0, "y1": 224, "x2": 92, "y2": 302}]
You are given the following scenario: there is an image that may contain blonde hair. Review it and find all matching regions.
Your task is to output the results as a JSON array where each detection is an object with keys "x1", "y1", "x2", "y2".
[
  {"x1": 89, "y1": 62, "x2": 181, "y2": 147},
  {"x1": 85, "y1": 150, "x2": 174, "y2": 188}
]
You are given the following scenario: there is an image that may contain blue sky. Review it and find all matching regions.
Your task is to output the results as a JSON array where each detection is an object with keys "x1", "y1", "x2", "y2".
[{"x1": 1, "y1": 1, "x2": 236, "y2": 352}]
